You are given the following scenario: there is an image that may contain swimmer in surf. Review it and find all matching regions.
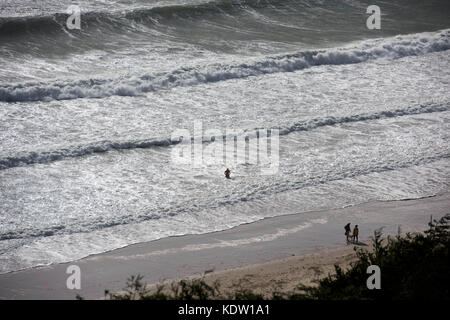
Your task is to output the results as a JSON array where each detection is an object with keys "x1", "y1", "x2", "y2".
[{"x1": 224, "y1": 168, "x2": 231, "y2": 179}]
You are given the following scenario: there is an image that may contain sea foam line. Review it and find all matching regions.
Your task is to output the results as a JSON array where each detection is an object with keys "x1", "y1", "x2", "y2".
[
  {"x1": 85, "y1": 218, "x2": 328, "y2": 262},
  {"x1": 0, "y1": 103, "x2": 448, "y2": 170},
  {"x1": 1, "y1": 29, "x2": 449, "y2": 102}
]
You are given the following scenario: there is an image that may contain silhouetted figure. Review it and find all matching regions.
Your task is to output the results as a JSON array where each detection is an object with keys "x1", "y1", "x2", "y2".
[
  {"x1": 224, "y1": 168, "x2": 231, "y2": 179},
  {"x1": 345, "y1": 223, "x2": 351, "y2": 242},
  {"x1": 352, "y1": 225, "x2": 359, "y2": 243}
]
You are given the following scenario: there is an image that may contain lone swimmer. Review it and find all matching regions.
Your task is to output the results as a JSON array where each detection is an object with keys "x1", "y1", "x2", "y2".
[{"x1": 224, "y1": 168, "x2": 231, "y2": 179}]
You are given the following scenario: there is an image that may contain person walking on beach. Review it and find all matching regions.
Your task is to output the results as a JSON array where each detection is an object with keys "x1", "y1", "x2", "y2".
[
  {"x1": 352, "y1": 225, "x2": 359, "y2": 243},
  {"x1": 345, "y1": 223, "x2": 351, "y2": 242},
  {"x1": 224, "y1": 168, "x2": 231, "y2": 179}
]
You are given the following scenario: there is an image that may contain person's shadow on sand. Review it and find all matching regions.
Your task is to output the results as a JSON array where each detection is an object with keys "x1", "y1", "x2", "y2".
[{"x1": 350, "y1": 241, "x2": 368, "y2": 246}]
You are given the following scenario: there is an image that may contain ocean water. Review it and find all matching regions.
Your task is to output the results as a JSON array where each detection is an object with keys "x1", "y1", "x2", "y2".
[{"x1": 0, "y1": 0, "x2": 449, "y2": 274}]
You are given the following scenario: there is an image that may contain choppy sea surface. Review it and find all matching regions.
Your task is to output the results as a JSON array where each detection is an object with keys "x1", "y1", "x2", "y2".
[{"x1": 0, "y1": 0, "x2": 449, "y2": 273}]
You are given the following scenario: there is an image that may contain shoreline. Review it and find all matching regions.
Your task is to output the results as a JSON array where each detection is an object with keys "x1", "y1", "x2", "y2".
[
  {"x1": 0, "y1": 193, "x2": 449, "y2": 299},
  {"x1": 0, "y1": 193, "x2": 441, "y2": 277}
]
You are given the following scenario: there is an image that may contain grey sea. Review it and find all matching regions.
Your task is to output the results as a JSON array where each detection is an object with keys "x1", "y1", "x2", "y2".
[{"x1": 0, "y1": 0, "x2": 449, "y2": 274}]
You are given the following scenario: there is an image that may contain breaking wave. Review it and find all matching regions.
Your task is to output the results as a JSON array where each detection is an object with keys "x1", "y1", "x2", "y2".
[
  {"x1": 0, "y1": 0, "x2": 362, "y2": 37},
  {"x1": 2, "y1": 29, "x2": 449, "y2": 103},
  {"x1": 1, "y1": 103, "x2": 447, "y2": 170}
]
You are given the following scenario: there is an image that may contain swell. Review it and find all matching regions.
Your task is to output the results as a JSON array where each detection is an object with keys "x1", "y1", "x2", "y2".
[
  {"x1": 0, "y1": 0, "x2": 293, "y2": 38},
  {"x1": 280, "y1": 104, "x2": 450, "y2": 135},
  {"x1": 1, "y1": 103, "x2": 448, "y2": 170},
  {"x1": 0, "y1": 138, "x2": 178, "y2": 170},
  {"x1": 2, "y1": 0, "x2": 448, "y2": 39},
  {"x1": 0, "y1": 0, "x2": 343, "y2": 37},
  {"x1": 1, "y1": 29, "x2": 449, "y2": 103}
]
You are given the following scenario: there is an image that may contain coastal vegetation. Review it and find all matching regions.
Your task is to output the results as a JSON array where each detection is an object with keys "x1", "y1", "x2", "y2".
[{"x1": 99, "y1": 214, "x2": 449, "y2": 300}]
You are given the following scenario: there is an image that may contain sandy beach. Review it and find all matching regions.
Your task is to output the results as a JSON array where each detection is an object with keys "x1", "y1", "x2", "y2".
[
  {"x1": 144, "y1": 245, "x2": 361, "y2": 299},
  {"x1": 0, "y1": 192, "x2": 448, "y2": 300}
]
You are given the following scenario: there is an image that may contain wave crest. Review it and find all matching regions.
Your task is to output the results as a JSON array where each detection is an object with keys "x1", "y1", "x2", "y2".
[
  {"x1": 1, "y1": 29, "x2": 449, "y2": 103},
  {"x1": 1, "y1": 103, "x2": 447, "y2": 170}
]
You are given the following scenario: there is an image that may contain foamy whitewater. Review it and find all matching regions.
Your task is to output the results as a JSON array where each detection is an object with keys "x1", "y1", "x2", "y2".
[{"x1": 1, "y1": 0, "x2": 449, "y2": 273}]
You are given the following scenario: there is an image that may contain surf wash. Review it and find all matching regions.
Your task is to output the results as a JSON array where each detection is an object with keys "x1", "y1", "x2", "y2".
[{"x1": 171, "y1": 121, "x2": 279, "y2": 175}]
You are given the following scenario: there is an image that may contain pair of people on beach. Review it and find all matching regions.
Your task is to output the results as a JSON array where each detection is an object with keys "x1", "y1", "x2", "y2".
[{"x1": 345, "y1": 223, "x2": 359, "y2": 243}]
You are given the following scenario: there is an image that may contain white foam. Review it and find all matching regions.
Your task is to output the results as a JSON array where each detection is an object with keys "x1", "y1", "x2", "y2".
[{"x1": 1, "y1": 29, "x2": 449, "y2": 102}]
